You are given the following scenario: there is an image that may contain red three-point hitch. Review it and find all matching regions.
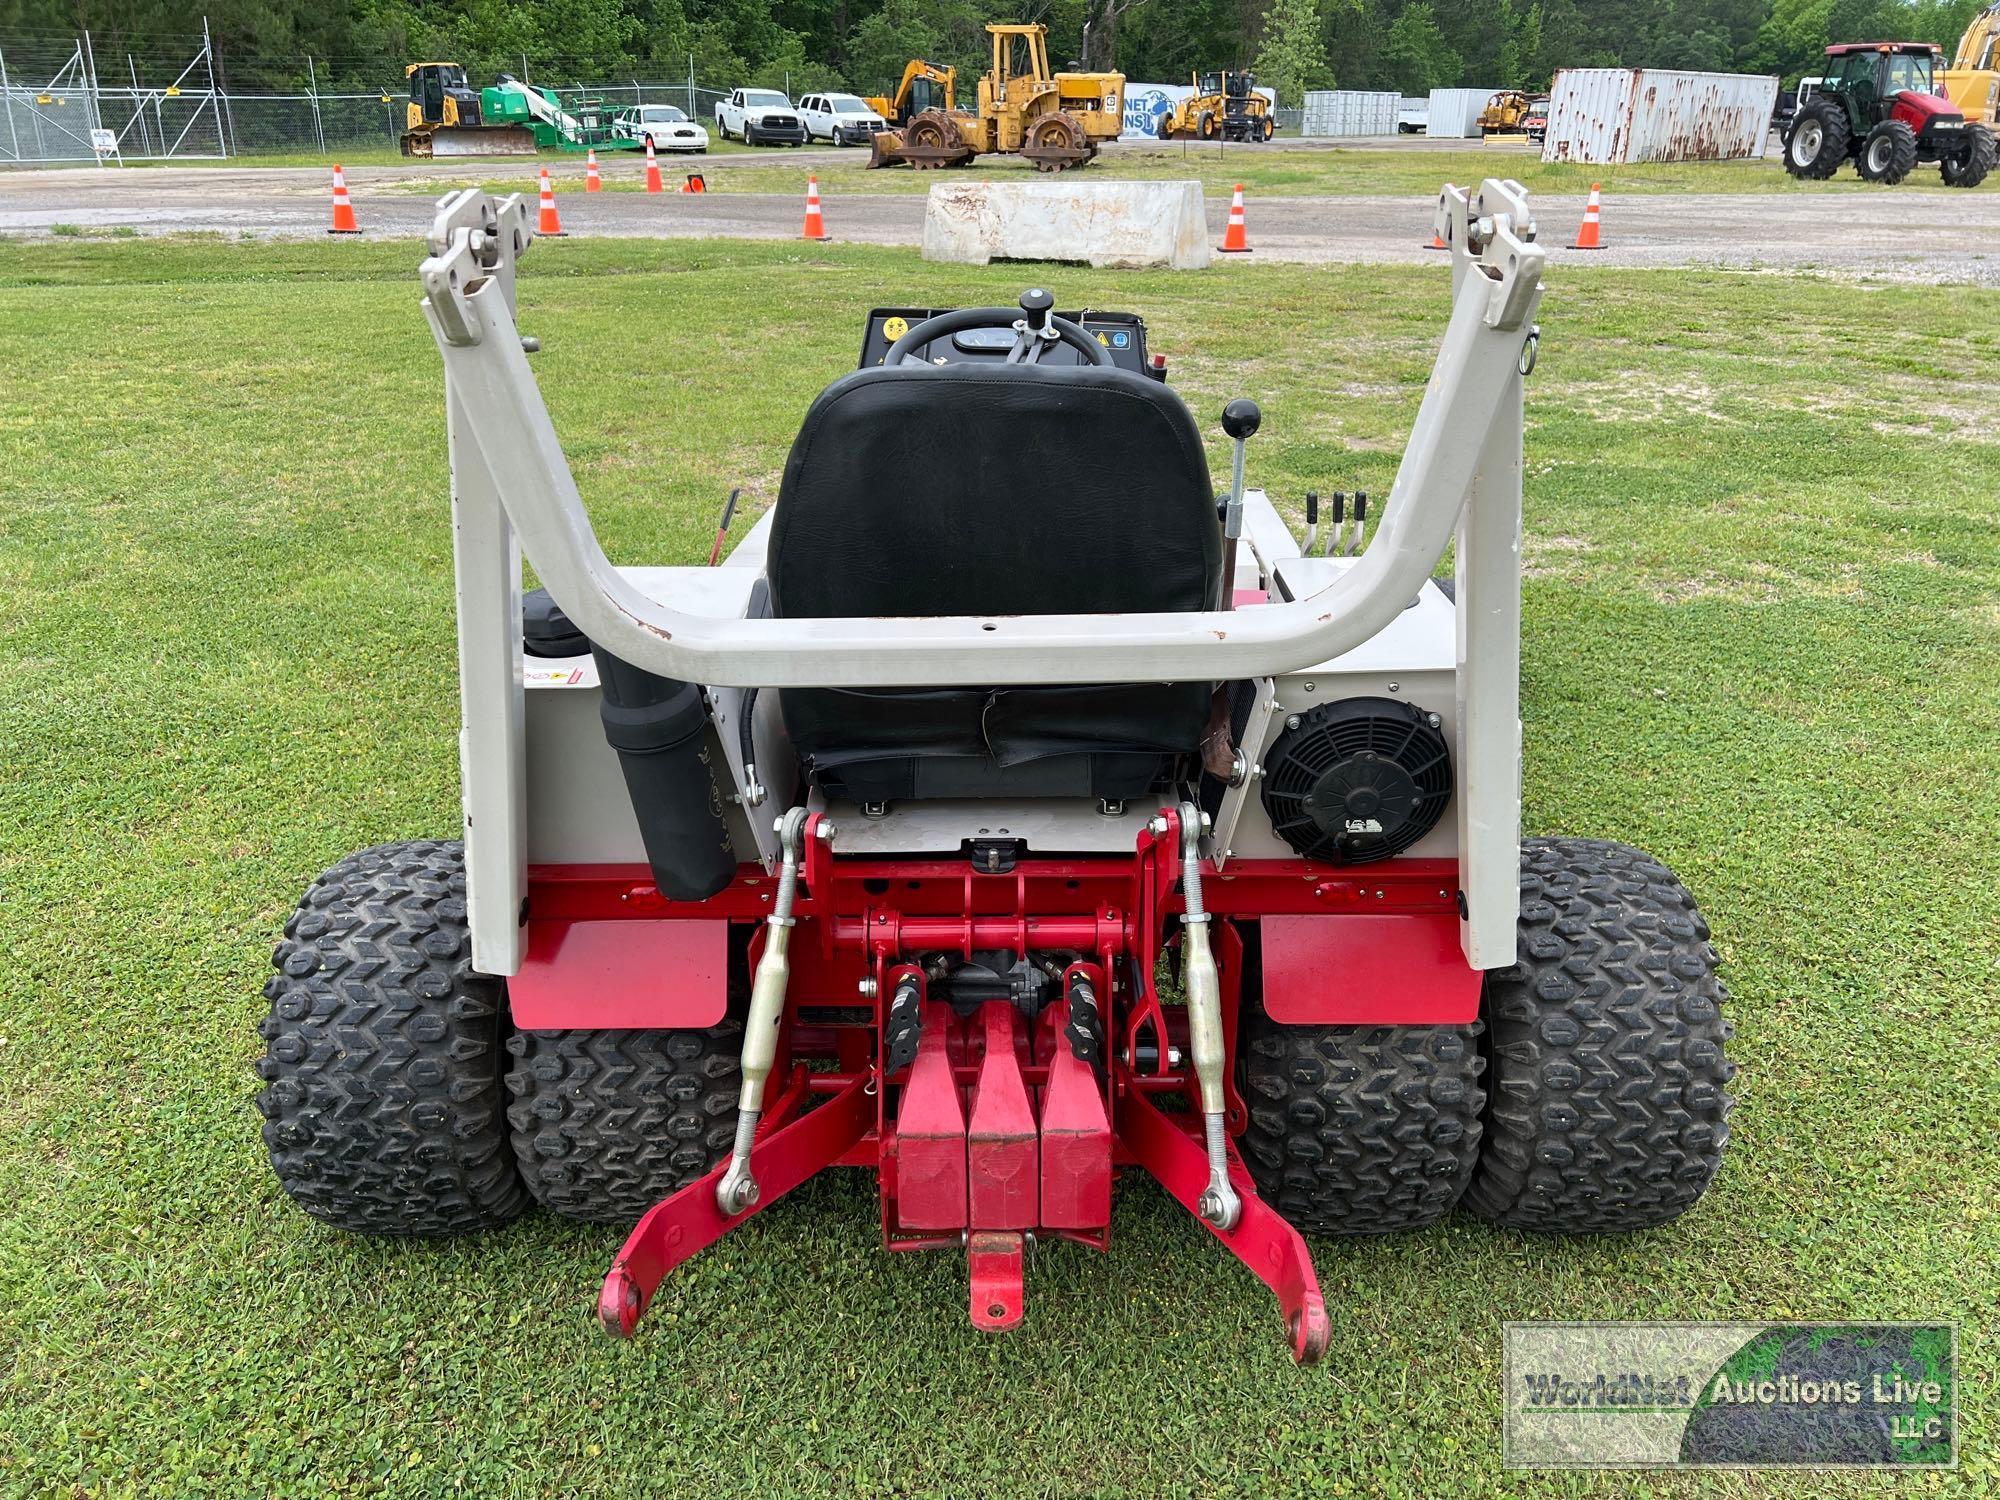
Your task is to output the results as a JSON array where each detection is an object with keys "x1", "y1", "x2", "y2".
[{"x1": 597, "y1": 806, "x2": 1330, "y2": 1363}]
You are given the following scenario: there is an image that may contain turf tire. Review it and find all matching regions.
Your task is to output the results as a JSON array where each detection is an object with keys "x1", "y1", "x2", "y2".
[
  {"x1": 1857, "y1": 119, "x2": 1917, "y2": 184},
  {"x1": 1784, "y1": 100, "x2": 1849, "y2": 179},
  {"x1": 505, "y1": 1020, "x2": 744, "y2": 1224},
  {"x1": 1464, "y1": 837, "x2": 1735, "y2": 1233},
  {"x1": 1238, "y1": 938, "x2": 1488, "y2": 1234},
  {"x1": 256, "y1": 840, "x2": 528, "y2": 1234}
]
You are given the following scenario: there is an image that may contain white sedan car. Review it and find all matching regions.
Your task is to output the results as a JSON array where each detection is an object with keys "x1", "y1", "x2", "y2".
[
  {"x1": 798, "y1": 92, "x2": 890, "y2": 146},
  {"x1": 614, "y1": 104, "x2": 709, "y2": 153}
]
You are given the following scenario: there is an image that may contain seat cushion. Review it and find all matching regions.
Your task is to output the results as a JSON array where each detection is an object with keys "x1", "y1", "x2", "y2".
[{"x1": 766, "y1": 361, "x2": 1222, "y2": 798}]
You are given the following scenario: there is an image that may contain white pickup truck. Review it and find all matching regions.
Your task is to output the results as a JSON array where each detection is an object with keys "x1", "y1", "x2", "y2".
[{"x1": 715, "y1": 88, "x2": 807, "y2": 146}]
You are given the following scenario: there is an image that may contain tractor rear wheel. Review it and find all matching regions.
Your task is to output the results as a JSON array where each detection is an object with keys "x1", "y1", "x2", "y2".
[
  {"x1": 1857, "y1": 119, "x2": 1917, "y2": 183},
  {"x1": 255, "y1": 840, "x2": 528, "y2": 1235},
  {"x1": 1941, "y1": 122, "x2": 1995, "y2": 187},
  {"x1": 1463, "y1": 837, "x2": 1735, "y2": 1234},
  {"x1": 505, "y1": 1019, "x2": 743, "y2": 1223},
  {"x1": 1237, "y1": 940, "x2": 1487, "y2": 1235},
  {"x1": 1784, "y1": 100, "x2": 1849, "y2": 179}
]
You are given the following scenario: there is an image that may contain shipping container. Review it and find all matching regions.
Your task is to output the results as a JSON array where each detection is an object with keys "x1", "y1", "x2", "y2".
[
  {"x1": 1300, "y1": 90, "x2": 1400, "y2": 138},
  {"x1": 1426, "y1": 87, "x2": 1502, "y2": 138},
  {"x1": 1540, "y1": 68, "x2": 1778, "y2": 163}
]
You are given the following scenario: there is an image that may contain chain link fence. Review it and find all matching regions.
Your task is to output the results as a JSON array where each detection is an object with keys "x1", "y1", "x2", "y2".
[{"x1": 0, "y1": 30, "x2": 744, "y2": 163}]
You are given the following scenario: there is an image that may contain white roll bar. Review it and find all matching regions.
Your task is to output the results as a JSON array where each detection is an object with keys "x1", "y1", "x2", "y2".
[{"x1": 419, "y1": 181, "x2": 1544, "y2": 691}]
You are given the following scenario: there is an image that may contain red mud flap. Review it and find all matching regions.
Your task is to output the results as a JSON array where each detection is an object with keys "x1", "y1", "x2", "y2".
[
  {"x1": 598, "y1": 1075, "x2": 874, "y2": 1338},
  {"x1": 1117, "y1": 1083, "x2": 1332, "y2": 1366}
]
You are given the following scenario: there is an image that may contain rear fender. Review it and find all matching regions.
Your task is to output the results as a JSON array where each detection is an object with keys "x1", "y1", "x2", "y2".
[{"x1": 1256, "y1": 912, "x2": 1484, "y2": 1025}]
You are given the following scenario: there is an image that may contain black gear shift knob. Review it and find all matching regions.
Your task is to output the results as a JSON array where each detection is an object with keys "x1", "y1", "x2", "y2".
[
  {"x1": 1019, "y1": 287, "x2": 1054, "y2": 317},
  {"x1": 1222, "y1": 398, "x2": 1262, "y2": 440}
]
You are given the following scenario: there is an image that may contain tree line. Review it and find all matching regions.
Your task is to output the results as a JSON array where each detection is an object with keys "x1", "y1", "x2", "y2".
[{"x1": 1, "y1": 0, "x2": 1986, "y2": 101}]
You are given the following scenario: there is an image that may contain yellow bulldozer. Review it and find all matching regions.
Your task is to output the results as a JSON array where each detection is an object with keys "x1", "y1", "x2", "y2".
[
  {"x1": 1943, "y1": 1, "x2": 2000, "y2": 124},
  {"x1": 399, "y1": 62, "x2": 535, "y2": 158},
  {"x1": 1156, "y1": 70, "x2": 1276, "y2": 142},
  {"x1": 868, "y1": 23, "x2": 1124, "y2": 171}
]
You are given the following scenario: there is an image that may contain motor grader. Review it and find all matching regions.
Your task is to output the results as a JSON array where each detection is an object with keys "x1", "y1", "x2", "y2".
[
  {"x1": 1156, "y1": 70, "x2": 1277, "y2": 142},
  {"x1": 255, "y1": 178, "x2": 1736, "y2": 1362},
  {"x1": 869, "y1": 23, "x2": 1124, "y2": 171}
]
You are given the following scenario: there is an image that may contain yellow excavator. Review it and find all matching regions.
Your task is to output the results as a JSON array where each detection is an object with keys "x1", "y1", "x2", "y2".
[
  {"x1": 868, "y1": 23, "x2": 1124, "y2": 171},
  {"x1": 1943, "y1": 1, "x2": 2000, "y2": 124},
  {"x1": 865, "y1": 59, "x2": 957, "y2": 128}
]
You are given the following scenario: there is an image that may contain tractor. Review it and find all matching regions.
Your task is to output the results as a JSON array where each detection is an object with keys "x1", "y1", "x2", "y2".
[
  {"x1": 1783, "y1": 41, "x2": 1994, "y2": 186},
  {"x1": 254, "y1": 179, "x2": 1736, "y2": 1361},
  {"x1": 868, "y1": 23, "x2": 1124, "y2": 170},
  {"x1": 1156, "y1": 70, "x2": 1277, "y2": 142}
]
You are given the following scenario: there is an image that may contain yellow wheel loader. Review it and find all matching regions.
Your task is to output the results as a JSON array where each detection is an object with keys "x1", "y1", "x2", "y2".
[{"x1": 869, "y1": 23, "x2": 1124, "y2": 171}]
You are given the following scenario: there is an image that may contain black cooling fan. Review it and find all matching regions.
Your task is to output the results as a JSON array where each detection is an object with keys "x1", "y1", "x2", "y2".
[{"x1": 1260, "y1": 698, "x2": 1452, "y2": 864}]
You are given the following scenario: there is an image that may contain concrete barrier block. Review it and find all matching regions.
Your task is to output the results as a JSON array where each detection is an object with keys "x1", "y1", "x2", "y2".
[{"x1": 922, "y1": 179, "x2": 1211, "y2": 270}]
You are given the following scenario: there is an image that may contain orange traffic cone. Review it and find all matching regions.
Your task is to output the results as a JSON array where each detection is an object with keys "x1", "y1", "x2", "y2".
[
  {"x1": 1571, "y1": 183, "x2": 1604, "y2": 249},
  {"x1": 679, "y1": 171, "x2": 707, "y2": 194},
  {"x1": 1219, "y1": 182, "x2": 1251, "y2": 253},
  {"x1": 585, "y1": 149, "x2": 601, "y2": 192},
  {"x1": 1424, "y1": 188, "x2": 1451, "y2": 250},
  {"x1": 327, "y1": 163, "x2": 360, "y2": 235},
  {"x1": 644, "y1": 137, "x2": 664, "y2": 194},
  {"x1": 536, "y1": 167, "x2": 565, "y2": 237},
  {"x1": 801, "y1": 174, "x2": 829, "y2": 241}
]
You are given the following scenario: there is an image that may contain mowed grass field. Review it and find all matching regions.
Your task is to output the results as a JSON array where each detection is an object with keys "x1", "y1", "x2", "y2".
[{"x1": 1, "y1": 234, "x2": 1997, "y2": 1497}]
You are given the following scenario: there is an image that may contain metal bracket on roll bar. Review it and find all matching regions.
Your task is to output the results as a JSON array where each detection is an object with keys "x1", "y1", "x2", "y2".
[{"x1": 421, "y1": 187, "x2": 534, "y2": 347}]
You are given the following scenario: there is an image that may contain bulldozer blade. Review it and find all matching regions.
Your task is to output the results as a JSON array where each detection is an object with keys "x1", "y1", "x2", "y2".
[
  {"x1": 425, "y1": 126, "x2": 539, "y2": 159},
  {"x1": 867, "y1": 132, "x2": 904, "y2": 169}
]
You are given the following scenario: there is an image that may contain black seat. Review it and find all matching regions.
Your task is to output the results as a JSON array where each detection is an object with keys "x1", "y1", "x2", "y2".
[{"x1": 767, "y1": 361, "x2": 1223, "y2": 802}]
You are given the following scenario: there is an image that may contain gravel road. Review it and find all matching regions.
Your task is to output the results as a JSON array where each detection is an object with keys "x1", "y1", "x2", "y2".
[{"x1": 4, "y1": 157, "x2": 1995, "y2": 281}]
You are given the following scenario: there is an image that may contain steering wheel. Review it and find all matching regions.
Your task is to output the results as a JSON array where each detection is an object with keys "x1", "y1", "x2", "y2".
[{"x1": 884, "y1": 288, "x2": 1115, "y2": 368}]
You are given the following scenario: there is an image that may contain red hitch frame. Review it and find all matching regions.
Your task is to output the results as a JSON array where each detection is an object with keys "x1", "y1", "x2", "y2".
[{"x1": 574, "y1": 812, "x2": 1462, "y2": 1363}]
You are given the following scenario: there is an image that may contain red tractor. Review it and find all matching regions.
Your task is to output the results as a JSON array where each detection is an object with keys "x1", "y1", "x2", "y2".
[
  {"x1": 254, "y1": 182, "x2": 1736, "y2": 1361},
  {"x1": 1784, "y1": 41, "x2": 1994, "y2": 186}
]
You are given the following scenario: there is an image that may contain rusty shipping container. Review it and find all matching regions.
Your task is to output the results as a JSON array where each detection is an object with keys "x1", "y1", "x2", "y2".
[{"x1": 1541, "y1": 68, "x2": 1778, "y2": 163}]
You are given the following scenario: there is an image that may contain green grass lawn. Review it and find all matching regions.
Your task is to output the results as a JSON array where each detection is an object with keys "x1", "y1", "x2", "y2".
[{"x1": 1, "y1": 235, "x2": 1996, "y2": 1496}]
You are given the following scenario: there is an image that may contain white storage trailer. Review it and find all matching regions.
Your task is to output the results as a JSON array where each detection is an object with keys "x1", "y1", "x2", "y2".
[
  {"x1": 1540, "y1": 68, "x2": 1778, "y2": 163},
  {"x1": 1300, "y1": 90, "x2": 1400, "y2": 137},
  {"x1": 1426, "y1": 87, "x2": 1500, "y2": 138}
]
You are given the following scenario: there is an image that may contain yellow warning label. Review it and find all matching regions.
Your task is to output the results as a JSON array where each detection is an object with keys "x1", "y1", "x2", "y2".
[
  {"x1": 1096, "y1": 331, "x2": 1110, "y2": 346},
  {"x1": 883, "y1": 315, "x2": 909, "y2": 341}
]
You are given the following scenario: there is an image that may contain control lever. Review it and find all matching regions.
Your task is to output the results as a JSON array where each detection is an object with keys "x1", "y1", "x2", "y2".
[
  {"x1": 1010, "y1": 287, "x2": 1057, "y2": 363},
  {"x1": 1323, "y1": 492, "x2": 1345, "y2": 556},
  {"x1": 1219, "y1": 399, "x2": 1260, "y2": 608},
  {"x1": 1301, "y1": 490, "x2": 1319, "y2": 554},
  {"x1": 1347, "y1": 491, "x2": 1368, "y2": 556}
]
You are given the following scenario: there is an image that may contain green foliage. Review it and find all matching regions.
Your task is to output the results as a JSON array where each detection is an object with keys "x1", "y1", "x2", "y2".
[
  {"x1": 1381, "y1": 2, "x2": 1462, "y2": 94},
  {"x1": 1254, "y1": 0, "x2": 1337, "y2": 102}
]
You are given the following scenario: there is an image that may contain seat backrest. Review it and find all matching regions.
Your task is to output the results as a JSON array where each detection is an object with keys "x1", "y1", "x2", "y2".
[
  {"x1": 766, "y1": 360, "x2": 1223, "y2": 801},
  {"x1": 768, "y1": 362, "x2": 1221, "y2": 619}
]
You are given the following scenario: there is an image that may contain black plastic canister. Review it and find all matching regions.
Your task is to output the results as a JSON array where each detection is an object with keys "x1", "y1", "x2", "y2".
[{"x1": 589, "y1": 646, "x2": 739, "y2": 902}]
